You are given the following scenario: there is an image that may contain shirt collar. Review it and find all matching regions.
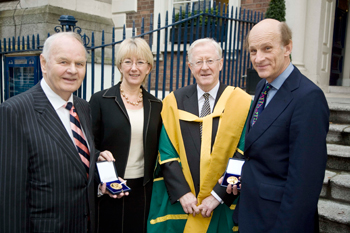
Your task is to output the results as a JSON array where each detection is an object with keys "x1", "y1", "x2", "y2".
[
  {"x1": 268, "y1": 62, "x2": 294, "y2": 89},
  {"x1": 197, "y1": 81, "x2": 220, "y2": 100},
  {"x1": 40, "y1": 78, "x2": 73, "y2": 110}
]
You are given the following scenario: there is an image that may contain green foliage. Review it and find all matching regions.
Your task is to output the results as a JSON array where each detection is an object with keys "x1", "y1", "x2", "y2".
[
  {"x1": 265, "y1": 0, "x2": 286, "y2": 22},
  {"x1": 174, "y1": 8, "x2": 219, "y2": 27}
]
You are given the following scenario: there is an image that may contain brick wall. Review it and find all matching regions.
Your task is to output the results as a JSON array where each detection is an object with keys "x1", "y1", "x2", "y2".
[
  {"x1": 126, "y1": 0, "x2": 154, "y2": 40},
  {"x1": 125, "y1": 0, "x2": 269, "y2": 35},
  {"x1": 241, "y1": 0, "x2": 270, "y2": 14},
  {"x1": 124, "y1": 0, "x2": 267, "y2": 92}
]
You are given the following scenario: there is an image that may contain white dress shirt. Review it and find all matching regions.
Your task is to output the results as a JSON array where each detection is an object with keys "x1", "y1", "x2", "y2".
[
  {"x1": 40, "y1": 78, "x2": 89, "y2": 149},
  {"x1": 197, "y1": 81, "x2": 220, "y2": 114}
]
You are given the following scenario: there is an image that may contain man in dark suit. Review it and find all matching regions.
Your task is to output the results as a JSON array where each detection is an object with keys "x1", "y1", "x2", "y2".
[
  {"x1": 147, "y1": 38, "x2": 251, "y2": 232},
  {"x1": 228, "y1": 19, "x2": 329, "y2": 232},
  {"x1": 0, "y1": 32, "x2": 114, "y2": 233}
]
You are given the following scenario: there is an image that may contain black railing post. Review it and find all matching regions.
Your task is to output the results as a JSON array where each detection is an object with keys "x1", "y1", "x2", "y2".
[
  {"x1": 54, "y1": 15, "x2": 90, "y2": 48},
  {"x1": 0, "y1": 41, "x2": 2, "y2": 103}
]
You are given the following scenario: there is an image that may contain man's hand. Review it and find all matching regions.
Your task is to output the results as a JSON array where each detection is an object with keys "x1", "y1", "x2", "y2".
[
  {"x1": 218, "y1": 176, "x2": 240, "y2": 195},
  {"x1": 198, "y1": 195, "x2": 220, "y2": 218},
  {"x1": 100, "y1": 177, "x2": 129, "y2": 199},
  {"x1": 98, "y1": 150, "x2": 114, "y2": 162},
  {"x1": 179, "y1": 192, "x2": 199, "y2": 216}
]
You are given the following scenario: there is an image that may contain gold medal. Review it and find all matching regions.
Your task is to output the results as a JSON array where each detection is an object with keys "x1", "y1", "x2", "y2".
[
  {"x1": 227, "y1": 176, "x2": 238, "y2": 185},
  {"x1": 110, "y1": 182, "x2": 123, "y2": 190}
]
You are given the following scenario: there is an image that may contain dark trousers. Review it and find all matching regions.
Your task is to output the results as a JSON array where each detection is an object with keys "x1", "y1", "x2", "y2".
[{"x1": 97, "y1": 177, "x2": 152, "y2": 233}]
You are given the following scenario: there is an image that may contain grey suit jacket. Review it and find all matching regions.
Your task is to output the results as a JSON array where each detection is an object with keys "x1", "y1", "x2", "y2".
[{"x1": 0, "y1": 83, "x2": 98, "y2": 233}]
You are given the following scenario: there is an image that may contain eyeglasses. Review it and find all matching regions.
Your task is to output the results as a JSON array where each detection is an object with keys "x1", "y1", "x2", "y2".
[
  {"x1": 190, "y1": 58, "x2": 221, "y2": 67},
  {"x1": 122, "y1": 60, "x2": 148, "y2": 67}
]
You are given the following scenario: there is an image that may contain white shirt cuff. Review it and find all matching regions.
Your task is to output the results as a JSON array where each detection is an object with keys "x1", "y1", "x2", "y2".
[{"x1": 211, "y1": 190, "x2": 223, "y2": 204}]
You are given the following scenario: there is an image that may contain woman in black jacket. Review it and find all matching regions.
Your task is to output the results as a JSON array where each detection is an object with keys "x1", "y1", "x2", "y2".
[{"x1": 90, "y1": 38, "x2": 162, "y2": 233}]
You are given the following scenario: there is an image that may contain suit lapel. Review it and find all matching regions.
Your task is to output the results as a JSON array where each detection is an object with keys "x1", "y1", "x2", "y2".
[
  {"x1": 33, "y1": 85, "x2": 87, "y2": 179},
  {"x1": 143, "y1": 88, "x2": 151, "y2": 147},
  {"x1": 74, "y1": 96, "x2": 96, "y2": 183},
  {"x1": 183, "y1": 85, "x2": 201, "y2": 155},
  {"x1": 246, "y1": 80, "x2": 265, "y2": 133},
  {"x1": 213, "y1": 83, "x2": 226, "y2": 107},
  {"x1": 104, "y1": 83, "x2": 129, "y2": 120},
  {"x1": 245, "y1": 70, "x2": 299, "y2": 152},
  {"x1": 182, "y1": 83, "x2": 226, "y2": 154}
]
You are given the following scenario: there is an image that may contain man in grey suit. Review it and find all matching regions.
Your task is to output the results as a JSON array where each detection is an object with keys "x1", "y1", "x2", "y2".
[{"x1": 0, "y1": 32, "x2": 114, "y2": 233}]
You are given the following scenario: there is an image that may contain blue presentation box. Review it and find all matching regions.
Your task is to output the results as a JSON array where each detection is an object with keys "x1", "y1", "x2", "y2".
[
  {"x1": 96, "y1": 161, "x2": 131, "y2": 195},
  {"x1": 221, "y1": 158, "x2": 245, "y2": 188}
]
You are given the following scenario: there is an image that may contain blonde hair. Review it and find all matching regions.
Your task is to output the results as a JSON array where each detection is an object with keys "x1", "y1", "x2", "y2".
[{"x1": 116, "y1": 38, "x2": 154, "y2": 84}]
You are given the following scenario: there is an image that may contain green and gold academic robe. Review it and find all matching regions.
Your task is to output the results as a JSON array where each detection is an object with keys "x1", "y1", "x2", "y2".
[{"x1": 148, "y1": 86, "x2": 251, "y2": 233}]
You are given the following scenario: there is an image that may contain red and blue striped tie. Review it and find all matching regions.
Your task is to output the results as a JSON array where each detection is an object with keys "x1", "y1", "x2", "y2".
[{"x1": 65, "y1": 102, "x2": 90, "y2": 177}]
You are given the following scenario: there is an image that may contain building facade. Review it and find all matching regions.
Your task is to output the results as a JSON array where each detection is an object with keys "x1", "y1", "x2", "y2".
[{"x1": 1, "y1": 0, "x2": 349, "y2": 95}]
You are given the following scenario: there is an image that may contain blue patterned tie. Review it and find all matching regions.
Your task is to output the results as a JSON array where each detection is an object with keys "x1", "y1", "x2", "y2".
[{"x1": 251, "y1": 83, "x2": 272, "y2": 126}]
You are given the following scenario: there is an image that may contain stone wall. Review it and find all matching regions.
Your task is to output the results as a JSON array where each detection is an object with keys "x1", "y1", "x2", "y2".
[{"x1": 0, "y1": 5, "x2": 114, "y2": 47}]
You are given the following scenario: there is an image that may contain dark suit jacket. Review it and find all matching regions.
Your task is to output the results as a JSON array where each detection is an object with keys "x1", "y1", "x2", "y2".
[
  {"x1": 89, "y1": 82, "x2": 162, "y2": 222},
  {"x1": 162, "y1": 82, "x2": 235, "y2": 205},
  {"x1": 234, "y1": 66, "x2": 329, "y2": 232},
  {"x1": 0, "y1": 83, "x2": 99, "y2": 233},
  {"x1": 89, "y1": 82, "x2": 162, "y2": 185}
]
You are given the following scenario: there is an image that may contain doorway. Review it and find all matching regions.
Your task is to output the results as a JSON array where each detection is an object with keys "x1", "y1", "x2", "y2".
[{"x1": 330, "y1": 0, "x2": 349, "y2": 86}]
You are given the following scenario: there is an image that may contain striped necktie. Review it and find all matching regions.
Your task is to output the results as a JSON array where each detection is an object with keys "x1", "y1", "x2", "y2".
[
  {"x1": 65, "y1": 102, "x2": 90, "y2": 177},
  {"x1": 251, "y1": 83, "x2": 272, "y2": 126},
  {"x1": 200, "y1": 93, "x2": 211, "y2": 136}
]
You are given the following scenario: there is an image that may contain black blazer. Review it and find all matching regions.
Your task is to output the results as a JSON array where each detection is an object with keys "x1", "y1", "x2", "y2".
[
  {"x1": 161, "y1": 83, "x2": 235, "y2": 205},
  {"x1": 89, "y1": 82, "x2": 162, "y2": 186},
  {"x1": 0, "y1": 83, "x2": 99, "y2": 233},
  {"x1": 234, "y1": 66, "x2": 329, "y2": 232}
]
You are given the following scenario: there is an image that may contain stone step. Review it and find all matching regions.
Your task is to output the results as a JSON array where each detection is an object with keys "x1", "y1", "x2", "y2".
[
  {"x1": 330, "y1": 172, "x2": 350, "y2": 203},
  {"x1": 318, "y1": 198, "x2": 350, "y2": 233},
  {"x1": 321, "y1": 170, "x2": 337, "y2": 198},
  {"x1": 328, "y1": 86, "x2": 350, "y2": 94},
  {"x1": 321, "y1": 170, "x2": 350, "y2": 203},
  {"x1": 327, "y1": 124, "x2": 350, "y2": 145},
  {"x1": 329, "y1": 102, "x2": 350, "y2": 124},
  {"x1": 327, "y1": 144, "x2": 350, "y2": 171}
]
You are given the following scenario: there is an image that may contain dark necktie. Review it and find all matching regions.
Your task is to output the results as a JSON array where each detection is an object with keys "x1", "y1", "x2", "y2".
[
  {"x1": 251, "y1": 83, "x2": 272, "y2": 126},
  {"x1": 65, "y1": 102, "x2": 90, "y2": 177},
  {"x1": 200, "y1": 93, "x2": 211, "y2": 136}
]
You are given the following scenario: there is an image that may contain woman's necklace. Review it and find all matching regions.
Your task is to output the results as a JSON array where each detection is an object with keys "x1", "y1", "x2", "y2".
[{"x1": 120, "y1": 87, "x2": 143, "y2": 106}]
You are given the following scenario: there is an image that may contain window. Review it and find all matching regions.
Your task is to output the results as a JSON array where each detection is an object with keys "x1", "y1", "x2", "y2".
[
  {"x1": 152, "y1": 0, "x2": 240, "y2": 47},
  {"x1": 173, "y1": 0, "x2": 230, "y2": 14}
]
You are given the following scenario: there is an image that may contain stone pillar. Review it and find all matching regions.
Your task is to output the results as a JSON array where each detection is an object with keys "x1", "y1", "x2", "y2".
[
  {"x1": 111, "y1": 0, "x2": 138, "y2": 40},
  {"x1": 285, "y1": 0, "x2": 307, "y2": 70}
]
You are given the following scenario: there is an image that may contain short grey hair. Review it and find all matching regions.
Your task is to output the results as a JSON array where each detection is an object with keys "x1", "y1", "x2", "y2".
[
  {"x1": 187, "y1": 38, "x2": 222, "y2": 62},
  {"x1": 41, "y1": 32, "x2": 87, "y2": 61}
]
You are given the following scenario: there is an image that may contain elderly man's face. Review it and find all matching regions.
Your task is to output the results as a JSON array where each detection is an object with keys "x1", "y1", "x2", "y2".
[
  {"x1": 248, "y1": 20, "x2": 291, "y2": 83},
  {"x1": 188, "y1": 43, "x2": 223, "y2": 92},
  {"x1": 40, "y1": 36, "x2": 87, "y2": 101}
]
